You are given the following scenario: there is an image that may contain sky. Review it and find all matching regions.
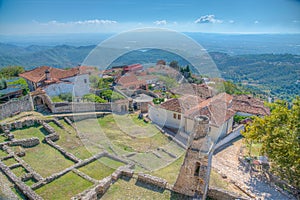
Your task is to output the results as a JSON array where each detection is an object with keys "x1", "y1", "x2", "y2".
[{"x1": 0, "y1": 0, "x2": 300, "y2": 35}]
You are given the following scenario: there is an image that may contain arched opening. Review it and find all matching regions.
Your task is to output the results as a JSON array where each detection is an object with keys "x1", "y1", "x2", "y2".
[{"x1": 33, "y1": 96, "x2": 44, "y2": 107}]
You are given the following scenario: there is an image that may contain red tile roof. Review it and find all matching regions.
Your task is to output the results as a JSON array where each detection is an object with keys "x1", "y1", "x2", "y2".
[
  {"x1": 19, "y1": 66, "x2": 82, "y2": 83},
  {"x1": 231, "y1": 95, "x2": 270, "y2": 116},
  {"x1": 116, "y1": 75, "x2": 146, "y2": 88},
  {"x1": 160, "y1": 95, "x2": 205, "y2": 113}
]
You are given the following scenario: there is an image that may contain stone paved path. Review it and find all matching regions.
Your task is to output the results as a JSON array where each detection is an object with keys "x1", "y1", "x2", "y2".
[{"x1": 212, "y1": 139, "x2": 296, "y2": 200}]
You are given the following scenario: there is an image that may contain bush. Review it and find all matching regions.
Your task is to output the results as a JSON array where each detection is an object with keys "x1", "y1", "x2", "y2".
[
  {"x1": 0, "y1": 66, "x2": 25, "y2": 78},
  {"x1": 83, "y1": 93, "x2": 107, "y2": 103},
  {"x1": 0, "y1": 79, "x2": 7, "y2": 90}
]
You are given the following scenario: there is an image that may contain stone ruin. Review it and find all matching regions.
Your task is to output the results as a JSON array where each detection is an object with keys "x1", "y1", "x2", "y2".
[{"x1": 173, "y1": 115, "x2": 213, "y2": 199}]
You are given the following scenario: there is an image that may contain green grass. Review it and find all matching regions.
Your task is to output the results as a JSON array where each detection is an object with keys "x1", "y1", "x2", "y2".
[
  {"x1": 11, "y1": 125, "x2": 46, "y2": 141},
  {"x1": 75, "y1": 115, "x2": 171, "y2": 154},
  {"x1": 2, "y1": 158, "x2": 18, "y2": 166},
  {"x1": 35, "y1": 172, "x2": 93, "y2": 200},
  {"x1": 78, "y1": 159, "x2": 116, "y2": 180},
  {"x1": 101, "y1": 177, "x2": 190, "y2": 200},
  {"x1": 24, "y1": 178, "x2": 37, "y2": 186},
  {"x1": 11, "y1": 166, "x2": 28, "y2": 177},
  {"x1": 0, "y1": 135, "x2": 7, "y2": 143},
  {"x1": 0, "y1": 149, "x2": 8, "y2": 158},
  {"x1": 11, "y1": 186, "x2": 27, "y2": 200},
  {"x1": 98, "y1": 156, "x2": 125, "y2": 169},
  {"x1": 50, "y1": 121, "x2": 94, "y2": 160},
  {"x1": 151, "y1": 155, "x2": 184, "y2": 185},
  {"x1": 21, "y1": 142, "x2": 74, "y2": 178},
  {"x1": 209, "y1": 169, "x2": 230, "y2": 190}
]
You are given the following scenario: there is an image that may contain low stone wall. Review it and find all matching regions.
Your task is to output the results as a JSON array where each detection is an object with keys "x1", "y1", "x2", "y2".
[
  {"x1": 0, "y1": 161, "x2": 42, "y2": 200},
  {"x1": 0, "y1": 95, "x2": 34, "y2": 120},
  {"x1": 137, "y1": 173, "x2": 167, "y2": 189},
  {"x1": 45, "y1": 138, "x2": 80, "y2": 163},
  {"x1": 0, "y1": 118, "x2": 39, "y2": 133},
  {"x1": 10, "y1": 137, "x2": 40, "y2": 148},
  {"x1": 52, "y1": 102, "x2": 112, "y2": 114}
]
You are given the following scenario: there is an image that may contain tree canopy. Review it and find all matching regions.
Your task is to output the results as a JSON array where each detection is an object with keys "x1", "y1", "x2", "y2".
[
  {"x1": 0, "y1": 66, "x2": 25, "y2": 78},
  {"x1": 242, "y1": 97, "x2": 300, "y2": 188},
  {"x1": 83, "y1": 93, "x2": 107, "y2": 103}
]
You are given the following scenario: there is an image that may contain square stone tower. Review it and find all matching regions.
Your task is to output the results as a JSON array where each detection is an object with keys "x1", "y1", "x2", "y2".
[{"x1": 173, "y1": 115, "x2": 213, "y2": 199}]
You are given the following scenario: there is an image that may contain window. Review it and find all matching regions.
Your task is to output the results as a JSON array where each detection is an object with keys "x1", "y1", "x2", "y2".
[
  {"x1": 84, "y1": 79, "x2": 87, "y2": 83},
  {"x1": 194, "y1": 162, "x2": 201, "y2": 176},
  {"x1": 173, "y1": 113, "x2": 177, "y2": 119},
  {"x1": 178, "y1": 114, "x2": 181, "y2": 120}
]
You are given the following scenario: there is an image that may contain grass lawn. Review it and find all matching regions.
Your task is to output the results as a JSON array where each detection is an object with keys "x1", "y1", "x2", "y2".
[
  {"x1": 21, "y1": 142, "x2": 74, "y2": 178},
  {"x1": 11, "y1": 166, "x2": 28, "y2": 177},
  {"x1": 78, "y1": 159, "x2": 117, "y2": 180},
  {"x1": 101, "y1": 177, "x2": 190, "y2": 200},
  {"x1": 24, "y1": 177, "x2": 37, "y2": 186},
  {"x1": 35, "y1": 172, "x2": 93, "y2": 200},
  {"x1": 11, "y1": 125, "x2": 47, "y2": 141},
  {"x1": 99, "y1": 156, "x2": 125, "y2": 169},
  {"x1": 0, "y1": 135, "x2": 7, "y2": 143},
  {"x1": 0, "y1": 149, "x2": 8, "y2": 158},
  {"x1": 151, "y1": 155, "x2": 184, "y2": 185},
  {"x1": 49, "y1": 121, "x2": 93, "y2": 160},
  {"x1": 2, "y1": 157, "x2": 18, "y2": 166},
  {"x1": 75, "y1": 115, "x2": 172, "y2": 154}
]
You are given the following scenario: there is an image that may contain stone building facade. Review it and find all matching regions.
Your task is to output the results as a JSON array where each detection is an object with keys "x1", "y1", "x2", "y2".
[{"x1": 173, "y1": 115, "x2": 213, "y2": 199}]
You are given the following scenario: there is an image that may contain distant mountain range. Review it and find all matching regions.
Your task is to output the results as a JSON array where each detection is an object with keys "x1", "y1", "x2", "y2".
[
  {"x1": 0, "y1": 43, "x2": 299, "y2": 101},
  {"x1": 0, "y1": 43, "x2": 95, "y2": 69}
]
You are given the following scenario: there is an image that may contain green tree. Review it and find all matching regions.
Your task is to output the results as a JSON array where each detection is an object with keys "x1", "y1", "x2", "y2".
[
  {"x1": 89, "y1": 75, "x2": 100, "y2": 89},
  {"x1": 0, "y1": 66, "x2": 25, "y2": 78},
  {"x1": 100, "y1": 89, "x2": 124, "y2": 101},
  {"x1": 7, "y1": 78, "x2": 29, "y2": 95},
  {"x1": 169, "y1": 61, "x2": 179, "y2": 70},
  {"x1": 0, "y1": 79, "x2": 7, "y2": 90},
  {"x1": 242, "y1": 97, "x2": 300, "y2": 188},
  {"x1": 83, "y1": 93, "x2": 107, "y2": 103}
]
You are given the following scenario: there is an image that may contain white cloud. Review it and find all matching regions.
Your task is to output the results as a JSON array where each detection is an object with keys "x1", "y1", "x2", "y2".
[
  {"x1": 229, "y1": 20, "x2": 235, "y2": 24},
  {"x1": 39, "y1": 19, "x2": 117, "y2": 26},
  {"x1": 254, "y1": 20, "x2": 259, "y2": 24},
  {"x1": 153, "y1": 20, "x2": 167, "y2": 25},
  {"x1": 194, "y1": 15, "x2": 223, "y2": 24},
  {"x1": 293, "y1": 20, "x2": 299, "y2": 23},
  {"x1": 73, "y1": 19, "x2": 117, "y2": 25}
]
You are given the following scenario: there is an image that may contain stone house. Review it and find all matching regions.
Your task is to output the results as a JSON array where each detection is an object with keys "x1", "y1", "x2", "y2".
[
  {"x1": 231, "y1": 95, "x2": 270, "y2": 116},
  {"x1": 148, "y1": 93, "x2": 235, "y2": 142},
  {"x1": 19, "y1": 66, "x2": 90, "y2": 98},
  {"x1": 115, "y1": 74, "x2": 147, "y2": 90}
]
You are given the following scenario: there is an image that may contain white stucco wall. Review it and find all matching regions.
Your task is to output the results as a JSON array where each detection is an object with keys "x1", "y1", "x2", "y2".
[
  {"x1": 148, "y1": 105, "x2": 185, "y2": 129},
  {"x1": 63, "y1": 74, "x2": 90, "y2": 97},
  {"x1": 184, "y1": 115, "x2": 234, "y2": 143},
  {"x1": 43, "y1": 74, "x2": 90, "y2": 97},
  {"x1": 43, "y1": 82, "x2": 74, "y2": 97}
]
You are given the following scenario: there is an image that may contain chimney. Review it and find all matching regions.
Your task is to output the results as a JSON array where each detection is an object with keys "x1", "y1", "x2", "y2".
[{"x1": 45, "y1": 69, "x2": 51, "y2": 80}]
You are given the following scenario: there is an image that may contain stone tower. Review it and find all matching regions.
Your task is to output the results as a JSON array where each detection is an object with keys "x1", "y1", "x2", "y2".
[{"x1": 173, "y1": 115, "x2": 213, "y2": 199}]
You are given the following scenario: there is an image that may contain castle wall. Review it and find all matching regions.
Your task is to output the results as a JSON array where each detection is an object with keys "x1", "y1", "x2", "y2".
[{"x1": 0, "y1": 95, "x2": 34, "y2": 120}]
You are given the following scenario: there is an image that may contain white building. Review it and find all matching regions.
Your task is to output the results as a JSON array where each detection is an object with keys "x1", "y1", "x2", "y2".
[
  {"x1": 149, "y1": 93, "x2": 236, "y2": 142},
  {"x1": 20, "y1": 66, "x2": 90, "y2": 98}
]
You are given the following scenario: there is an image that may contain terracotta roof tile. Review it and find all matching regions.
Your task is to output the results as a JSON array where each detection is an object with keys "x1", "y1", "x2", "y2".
[
  {"x1": 19, "y1": 66, "x2": 81, "y2": 83},
  {"x1": 231, "y1": 95, "x2": 270, "y2": 116}
]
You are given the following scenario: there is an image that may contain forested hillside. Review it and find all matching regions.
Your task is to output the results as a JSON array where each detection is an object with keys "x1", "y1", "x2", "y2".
[{"x1": 0, "y1": 43, "x2": 299, "y2": 101}]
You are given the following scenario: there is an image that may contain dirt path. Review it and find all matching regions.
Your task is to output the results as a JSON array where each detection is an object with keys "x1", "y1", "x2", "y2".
[{"x1": 212, "y1": 139, "x2": 295, "y2": 200}]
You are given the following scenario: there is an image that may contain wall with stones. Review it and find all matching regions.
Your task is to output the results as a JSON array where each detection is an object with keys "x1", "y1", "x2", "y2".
[
  {"x1": 52, "y1": 102, "x2": 112, "y2": 113},
  {"x1": 0, "y1": 95, "x2": 34, "y2": 120}
]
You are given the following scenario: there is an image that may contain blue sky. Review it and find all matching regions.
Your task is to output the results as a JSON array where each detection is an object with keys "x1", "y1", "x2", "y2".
[{"x1": 0, "y1": 0, "x2": 300, "y2": 34}]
